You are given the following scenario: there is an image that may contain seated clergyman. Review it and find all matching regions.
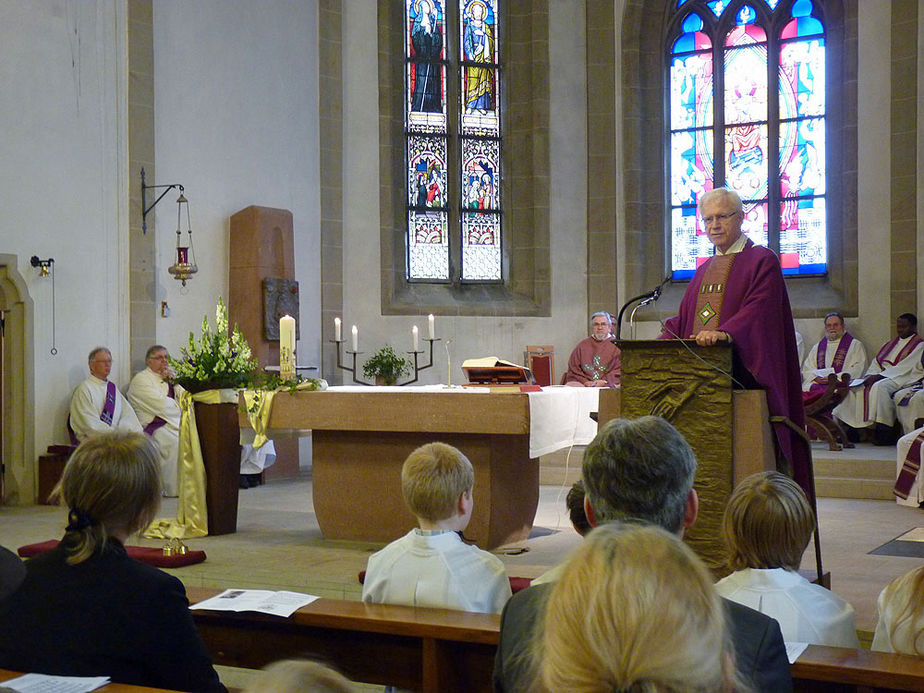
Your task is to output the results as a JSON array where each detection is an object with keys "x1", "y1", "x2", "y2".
[
  {"x1": 562, "y1": 312, "x2": 620, "y2": 387},
  {"x1": 69, "y1": 347, "x2": 142, "y2": 443}
]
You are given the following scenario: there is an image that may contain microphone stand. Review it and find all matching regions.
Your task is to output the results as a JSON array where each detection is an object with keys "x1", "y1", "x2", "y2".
[{"x1": 615, "y1": 276, "x2": 671, "y2": 339}]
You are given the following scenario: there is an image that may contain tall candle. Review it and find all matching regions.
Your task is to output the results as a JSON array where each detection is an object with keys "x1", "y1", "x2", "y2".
[
  {"x1": 334, "y1": 317, "x2": 341, "y2": 342},
  {"x1": 412, "y1": 325, "x2": 419, "y2": 352},
  {"x1": 280, "y1": 315, "x2": 296, "y2": 379},
  {"x1": 428, "y1": 314, "x2": 435, "y2": 340},
  {"x1": 351, "y1": 325, "x2": 358, "y2": 352}
]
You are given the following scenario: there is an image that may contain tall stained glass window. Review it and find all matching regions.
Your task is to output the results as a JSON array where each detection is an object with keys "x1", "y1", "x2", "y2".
[
  {"x1": 405, "y1": 0, "x2": 503, "y2": 282},
  {"x1": 668, "y1": 0, "x2": 826, "y2": 279}
]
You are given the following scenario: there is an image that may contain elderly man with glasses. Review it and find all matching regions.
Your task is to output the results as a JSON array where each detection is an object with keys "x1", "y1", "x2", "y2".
[{"x1": 660, "y1": 187, "x2": 810, "y2": 502}]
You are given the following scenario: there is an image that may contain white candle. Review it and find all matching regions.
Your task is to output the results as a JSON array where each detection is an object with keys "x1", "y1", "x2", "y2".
[
  {"x1": 334, "y1": 317, "x2": 341, "y2": 342},
  {"x1": 412, "y1": 325, "x2": 419, "y2": 352},
  {"x1": 280, "y1": 315, "x2": 296, "y2": 378},
  {"x1": 351, "y1": 325, "x2": 358, "y2": 352},
  {"x1": 428, "y1": 314, "x2": 435, "y2": 340}
]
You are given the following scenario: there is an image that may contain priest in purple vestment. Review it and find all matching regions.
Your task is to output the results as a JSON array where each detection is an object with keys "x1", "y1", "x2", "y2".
[{"x1": 660, "y1": 187, "x2": 811, "y2": 501}]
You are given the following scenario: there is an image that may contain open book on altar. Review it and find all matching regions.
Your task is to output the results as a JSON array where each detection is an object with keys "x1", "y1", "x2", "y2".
[{"x1": 462, "y1": 357, "x2": 532, "y2": 384}]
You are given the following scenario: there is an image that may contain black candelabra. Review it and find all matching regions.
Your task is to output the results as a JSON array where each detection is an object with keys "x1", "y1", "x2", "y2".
[{"x1": 332, "y1": 337, "x2": 439, "y2": 386}]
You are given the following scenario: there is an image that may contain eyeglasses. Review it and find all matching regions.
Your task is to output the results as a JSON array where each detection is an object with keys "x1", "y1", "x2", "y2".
[{"x1": 702, "y1": 212, "x2": 738, "y2": 225}]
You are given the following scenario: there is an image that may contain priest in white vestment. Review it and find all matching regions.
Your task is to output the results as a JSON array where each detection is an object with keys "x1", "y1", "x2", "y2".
[
  {"x1": 894, "y1": 426, "x2": 924, "y2": 506},
  {"x1": 127, "y1": 345, "x2": 182, "y2": 496},
  {"x1": 69, "y1": 346, "x2": 142, "y2": 442},
  {"x1": 801, "y1": 313, "x2": 867, "y2": 393},
  {"x1": 834, "y1": 314, "x2": 924, "y2": 444}
]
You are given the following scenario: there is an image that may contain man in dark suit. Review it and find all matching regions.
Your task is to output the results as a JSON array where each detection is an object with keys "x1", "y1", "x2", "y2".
[{"x1": 493, "y1": 416, "x2": 793, "y2": 693}]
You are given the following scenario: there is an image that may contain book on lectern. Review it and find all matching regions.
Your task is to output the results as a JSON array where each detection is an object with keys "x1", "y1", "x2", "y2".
[{"x1": 461, "y1": 357, "x2": 532, "y2": 385}]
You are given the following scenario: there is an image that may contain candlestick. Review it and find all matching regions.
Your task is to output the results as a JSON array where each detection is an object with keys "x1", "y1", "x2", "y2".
[
  {"x1": 351, "y1": 325, "x2": 358, "y2": 352},
  {"x1": 334, "y1": 316, "x2": 341, "y2": 342},
  {"x1": 412, "y1": 325, "x2": 419, "y2": 352},
  {"x1": 428, "y1": 314, "x2": 435, "y2": 340},
  {"x1": 280, "y1": 315, "x2": 296, "y2": 379}
]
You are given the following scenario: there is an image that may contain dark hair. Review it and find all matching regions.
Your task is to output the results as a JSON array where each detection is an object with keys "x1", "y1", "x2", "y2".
[
  {"x1": 899, "y1": 313, "x2": 918, "y2": 328},
  {"x1": 582, "y1": 417, "x2": 696, "y2": 533},
  {"x1": 566, "y1": 480, "x2": 591, "y2": 536}
]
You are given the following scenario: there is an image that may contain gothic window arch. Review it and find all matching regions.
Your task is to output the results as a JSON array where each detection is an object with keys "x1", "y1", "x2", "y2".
[
  {"x1": 667, "y1": 0, "x2": 829, "y2": 280},
  {"x1": 405, "y1": 0, "x2": 504, "y2": 283}
]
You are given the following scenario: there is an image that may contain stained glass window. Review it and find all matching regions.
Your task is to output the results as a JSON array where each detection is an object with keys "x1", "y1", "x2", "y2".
[
  {"x1": 668, "y1": 0, "x2": 827, "y2": 279},
  {"x1": 405, "y1": 0, "x2": 503, "y2": 282}
]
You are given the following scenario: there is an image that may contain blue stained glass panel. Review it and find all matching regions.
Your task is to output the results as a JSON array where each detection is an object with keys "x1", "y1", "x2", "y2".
[
  {"x1": 781, "y1": 16, "x2": 823, "y2": 39},
  {"x1": 739, "y1": 200, "x2": 769, "y2": 247},
  {"x1": 460, "y1": 0, "x2": 498, "y2": 114},
  {"x1": 670, "y1": 53, "x2": 714, "y2": 129},
  {"x1": 707, "y1": 1, "x2": 726, "y2": 17},
  {"x1": 671, "y1": 131, "x2": 714, "y2": 205},
  {"x1": 735, "y1": 5, "x2": 758, "y2": 25},
  {"x1": 779, "y1": 39, "x2": 825, "y2": 118},
  {"x1": 407, "y1": 136, "x2": 448, "y2": 207},
  {"x1": 462, "y1": 138, "x2": 500, "y2": 210},
  {"x1": 779, "y1": 118, "x2": 825, "y2": 197},
  {"x1": 406, "y1": 0, "x2": 445, "y2": 117},
  {"x1": 724, "y1": 44, "x2": 767, "y2": 124},
  {"x1": 671, "y1": 205, "x2": 714, "y2": 278},
  {"x1": 780, "y1": 196, "x2": 826, "y2": 275},
  {"x1": 725, "y1": 124, "x2": 768, "y2": 202}
]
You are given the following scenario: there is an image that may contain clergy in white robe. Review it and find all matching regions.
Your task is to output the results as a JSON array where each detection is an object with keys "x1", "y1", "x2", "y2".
[
  {"x1": 894, "y1": 426, "x2": 924, "y2": 507},
  {"x1": 834, "y1": 314, "x2": 924, "y2": 438},
  {"x1": 801, "y1": 313, "x2": 867, "y2": 393},
  {"x1": 894, "y1": 382, "x2": 924, "y2": 435},
  {"x1": 127, "y1": 345, "x2": 182, "y2": 496},
  {"x1": 69, "y1": 346, "x2": 142, "y2": 442}
]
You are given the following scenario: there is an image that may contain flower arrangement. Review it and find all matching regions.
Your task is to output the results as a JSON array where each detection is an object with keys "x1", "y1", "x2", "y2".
[
  {"x1": 362, "y1": 345, "x2": 411, "y2": 386},
  {"x1": 170, "y1": 297, "x2": 259, "y2": 392}
]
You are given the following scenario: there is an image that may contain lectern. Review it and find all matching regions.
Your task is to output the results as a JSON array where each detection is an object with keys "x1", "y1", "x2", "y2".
[{"x1": 614, "y1": 339, "x2": 775, "y2": 574}]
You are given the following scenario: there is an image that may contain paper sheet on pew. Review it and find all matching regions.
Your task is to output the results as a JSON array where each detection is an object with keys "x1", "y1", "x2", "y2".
[
  {"x1": 190, "y1": 588, "x2": 318, "y2": 617},
  {"x1": 0, "y1": 673, "x2": 110, "y2": 692},
  {"x1": 786, "y1": 641, "x2": 809, "y2": 664}
]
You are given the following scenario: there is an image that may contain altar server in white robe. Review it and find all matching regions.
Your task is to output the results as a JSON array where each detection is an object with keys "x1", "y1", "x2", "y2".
[
  {"x1": 69, "y1": 347, "x2": 142, "y2": 442},
  {"x1": 801, "y1": 313, "x2": 867, "y2": 393},
  {"x1": 127, "y1": 345, "x2": 182, "y2": 496},
  {"x1": 835, "y1": 314, "x2": 924, "y2": 443},
  {"x1": 894, "y1": 426, "x2": 924, "y2": 507}
]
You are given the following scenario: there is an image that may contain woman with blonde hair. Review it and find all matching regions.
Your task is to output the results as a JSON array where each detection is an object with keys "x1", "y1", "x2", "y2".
[
  {"x1": 0, "y1": 431, "x2": 224, "y2": 692},
  {"x1": 243, "y1": 659, "x2": 356, "y2": 693},
  {"x1": 873, "y1": 566, "x2": 924, "y2": 654},
  {"x1": 537, "y1": 522, "x2": 741, "y2": 693}
]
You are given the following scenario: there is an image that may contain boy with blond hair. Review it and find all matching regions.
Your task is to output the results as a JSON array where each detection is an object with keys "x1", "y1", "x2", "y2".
[{"x1": 361, "y1": 442, "x2": 511, "y2": 614}]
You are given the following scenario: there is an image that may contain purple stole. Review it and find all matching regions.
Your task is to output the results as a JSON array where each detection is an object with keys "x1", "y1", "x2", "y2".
[
  {"x1": 691, "y1": 253, "x2": 738, "y2": 336},
  {"x1": 100, "y1": 381, "x2": 117, "y2": 425},
  {"x1": 895, "y1": 430, "x2": 924, "y2": 499},
  {"x1": 816, "y1": 333, "x2": 854, "y2": 372},
  {"x1": 863, "y1": 334, "x2": 924, "y2": 420},
  {"x1": 143, "y1": 381, "x2": 176, "y2": 437}
]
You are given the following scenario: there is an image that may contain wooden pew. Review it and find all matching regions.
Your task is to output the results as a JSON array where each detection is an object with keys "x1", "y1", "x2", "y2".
[
  {"x1": 791, "y1": 644, "x2": 924, "y2": 692},
  {"x1": 187, "y1": 587, "x2": 499, "y2": 693},
  {"x1": 188, "y1": 587, "x2": 924, "y2": 693},
  {"x1": 0, "y1": 668, "x2": 185, "y2": 692}
]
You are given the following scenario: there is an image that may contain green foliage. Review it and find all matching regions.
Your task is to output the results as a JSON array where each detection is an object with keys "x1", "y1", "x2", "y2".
[{"x1": 362, "y1": 345, "x2": 411, "y2": 385}]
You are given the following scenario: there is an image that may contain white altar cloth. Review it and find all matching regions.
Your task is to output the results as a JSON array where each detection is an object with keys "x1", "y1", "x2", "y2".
[{"x1": 324, "y1": 385, "x2": 600, "y2": 458}]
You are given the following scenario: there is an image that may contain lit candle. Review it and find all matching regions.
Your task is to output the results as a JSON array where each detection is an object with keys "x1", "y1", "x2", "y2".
[
  {"x1": 280, "y1": 315, "x2": 296, "y2": 379},
  {"x1": 412, "y1": 325, "x2": 419, "y2": 352},
  {"x1": 428, "y1": 314, "x2": 435, "y2": 340},
  {"x1": 334, "y1": 317, "x2": 341, "y2": 342},
  {"x1": 351, "y1": 325, "x2": 358, "y2": 352}
]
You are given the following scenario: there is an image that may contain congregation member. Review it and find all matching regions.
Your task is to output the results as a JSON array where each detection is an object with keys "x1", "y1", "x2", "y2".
[
  {"x1": 872, "y1": 565, "x2": 924, "y2": 655},
  {"x1": 660, "y1": 187, "x2": 810, "y2": 501},
  {"x1": 0, "y1": 545, "x2": 24, "y2": 600},
  {"x1": 537, "y1": 523, "x2": 742, "y2": 693},
  {"x1": 243, "y1": 659, "x2": 356, "y2": 693},
  {"x1": 68, "y1": 346, "x2": 142, "y2": 442},
  {"x1": 127, "y1": 345, "x2": 182, "y2": 496},
  {"x1": 835, "y1": 313, "x2": 924, "y2": 445},
  {"x1": 361, "y1": 442, "x2": 511, "y2": 614},
  {"x1": 531, "y1": 479, "x2": 590, "y2": 586},
  {"x1": 801, "y1": 313, "x2": 867, "y2": 395},
  {"x1": 562, "y1": 311, "x2": 621, "y2": 387},
  {"x1": 493, "y1": 416, "x2": 792, "y2": 692},
  {"x1": 0, "y1": 432, "x2": 225, "y2": 692},
  {"x1": 716, "y1": 471, "x2": 859, "y2": 648}
]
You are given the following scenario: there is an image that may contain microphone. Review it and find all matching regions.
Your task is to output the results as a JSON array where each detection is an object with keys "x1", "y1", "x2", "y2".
[{"x1": 615, "y1": 275, "x2": 672, "y2": 339}]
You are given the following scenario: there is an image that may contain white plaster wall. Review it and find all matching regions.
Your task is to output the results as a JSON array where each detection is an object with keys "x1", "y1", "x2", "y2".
[
  {"x1": 340, "y1": 0, "x2": 589, "y2": 386},
  {"x1": 153, "y1": 0, "x2": 321, "y2": 374},
  {"x1": 0, "y1": 0, "x2": 128, "y2": 499}
]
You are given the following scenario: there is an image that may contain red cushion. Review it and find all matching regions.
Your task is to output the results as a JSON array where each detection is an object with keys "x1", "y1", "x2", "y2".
[{"x1": 18, "y1": 540, "x2": 206, "y2": 568}]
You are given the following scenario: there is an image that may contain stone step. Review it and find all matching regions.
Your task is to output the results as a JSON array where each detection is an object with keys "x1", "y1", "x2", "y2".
[
  {"x1": 814, "y1": 476, "x2": 895, "y2": 500},
  {"x1": 812, "y1": 457, "x2": 896, "y2": 480}
]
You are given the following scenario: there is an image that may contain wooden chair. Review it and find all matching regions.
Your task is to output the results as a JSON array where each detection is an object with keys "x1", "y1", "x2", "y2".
[
  {"x1": 804, "y1": 373, "x2": 853, "y2": 451},
  {"x1": 526, "y1": 345, "x2": 554, "y2": 387}
]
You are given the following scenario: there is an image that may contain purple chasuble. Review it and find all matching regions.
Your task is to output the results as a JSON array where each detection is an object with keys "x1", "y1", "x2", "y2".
[
  {"x1": 100, "y1": 381, "x2": 117, "y2": 426},
  {"x1": 661, "y1": 239, "x2": 810, "y2": 500},
  {"x1": 564, "y1": 336, "x2": 621, "y2": 387}
]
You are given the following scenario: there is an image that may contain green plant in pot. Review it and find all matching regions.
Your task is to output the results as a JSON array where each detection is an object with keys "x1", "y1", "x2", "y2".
[{"x1": 362, "y1": 345, "x2": 411, "y2": 386}]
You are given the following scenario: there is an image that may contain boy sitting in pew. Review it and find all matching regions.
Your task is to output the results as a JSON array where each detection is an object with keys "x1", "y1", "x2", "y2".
[{"x1": 361, "y1": 442, "x2": 511, "y2": 614}]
